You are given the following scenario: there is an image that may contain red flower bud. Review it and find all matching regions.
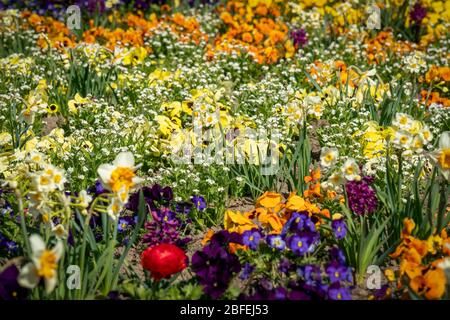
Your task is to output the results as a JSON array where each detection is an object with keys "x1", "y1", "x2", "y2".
[{"x1": 141, "y1": 243, "x2": 188, "y2": 280}]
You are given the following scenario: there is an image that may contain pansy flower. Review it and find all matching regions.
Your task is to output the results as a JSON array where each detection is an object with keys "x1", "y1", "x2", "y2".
[
  {"x1": 266, "y1": 234, "x2": 285, "y2": 250},
  {"x1": 242, "y1": 229, "x2": 261, "y2": 251}
]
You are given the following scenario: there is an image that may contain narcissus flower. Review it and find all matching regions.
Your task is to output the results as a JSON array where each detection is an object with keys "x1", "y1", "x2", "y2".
[
  {"x1": 320, "y1": 147, "x2": 339, "y2": 168},
  {"x1": 97, "y1": 151, "x2": 143, "y2": 203},
  {"x1": 341, "y1": 158, "x2": 360, "y2": 181},
  {"x1": 141, "y1": 243, "x2": 188, "y2": 281},
  {"x1": 430, "y1": 131, "x2": 450, "y2": 180},
  {"x1": 18, "y1": 234, "x2": 63, "y2": 294}
]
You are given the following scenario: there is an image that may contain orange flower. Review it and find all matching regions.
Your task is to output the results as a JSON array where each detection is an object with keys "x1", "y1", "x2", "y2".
[
  {"x1": 201, "y1": 229, "x2": 215, "y2": 246},
  {"x1": 285, "y1": 192, "x2": 306, "y2": 212},
  {"x1": 320, "y1": 208, "x2": 331, "y2": 219},
  {"x1": 242, "y1": 32, "x2": 253, "y2": 43},
  {"x1": 257, "y1": 210, "x2": 283, "y2": 234},
  {"x1": 303, "y1": 182, "x2": 321, "y2": 198},
  {"x1": 411, "y1": 269, "x2": 447, "y2": 300},
  {"x1": 223, "y1": 210, "x2": 257, "y2": 234},
  {"x1": 402, "y1": 218, "x2": 416, "y2": 237},
  {"x1": 304, "y1": 168, "x2": 321, "y2": 183},
  {"x1": 256, "y1": 191, "x2": 282, "y2": 209}
]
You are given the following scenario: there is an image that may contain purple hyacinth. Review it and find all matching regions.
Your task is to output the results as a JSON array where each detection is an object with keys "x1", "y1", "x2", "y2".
[
  {"x1": 345, "y1": 176, "x2": 378, "y2": 215},
  {"x1": 410, "y1": 2, "x2": 427, "y2": 25},
  {"x1": 290, "y1": 28, "x2": 308, "y2": 47}
]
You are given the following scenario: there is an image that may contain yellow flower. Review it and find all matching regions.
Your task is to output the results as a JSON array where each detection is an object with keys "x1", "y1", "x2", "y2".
[
  {"x1": 0, "y1": 132, "x2": 12, "y2": 146},
  {"x1": 256, "y1": 191, "x2": 282, "y2": 208},
  {"x1": 285, "y1": 192, "x2": 306, "y2": 211},
  {"x1": 155, "y1": 115, "x2": 180, "y2": 136},
  {"x1": 123, "y1": 47, "x2": 147, "y2": 66},
  {"x1": 68, "y1": 93, "x2": 90, "y2": 114},
  {"x1": 224, "y1": 210, "x2": 257, "y2": 234},
  {"x1": 46, "y1": 103, "x2": 59, "y2": 114}
]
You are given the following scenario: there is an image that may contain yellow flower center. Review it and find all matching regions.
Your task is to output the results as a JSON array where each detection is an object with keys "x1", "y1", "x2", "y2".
[
  {"x1": 346, "y1": 167, "x2": 354, "y2": 175},
  {"x1": 37, "y1": 250, "x2": 57, "y2": 279},
  {"x1": 54, "y1": 174, "x2": 62, "y2": 184},
  {"x1": 110, "y1": 167, "x2": 135, "y2": 193},
  {"x1": 325, "y1": 153, "x2": 334, "y2": 162},
  {"x1": 400, "y1": 136, "x2": 409, "y2": 144},
  {"x1": 297, "y1": 241, "x2": 303, "y2": 248},
  {"x1": 40, "y1": 175, "x2": 50, "y2": 185},
  {"x1": 438, "y1": 149, "x2": 450, "y2": 169}
]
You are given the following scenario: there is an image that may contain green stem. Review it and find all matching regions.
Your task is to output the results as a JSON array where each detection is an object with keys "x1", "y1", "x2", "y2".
[{"x1": 18, "y1": 194, "x2": 31, "y2": 256}]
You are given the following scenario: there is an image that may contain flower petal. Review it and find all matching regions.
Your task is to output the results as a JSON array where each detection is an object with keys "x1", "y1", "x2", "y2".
[
  {"x1": 29, "y1": 234, "x2": 45, "y2": 257},
  {"x1": 52, "y1": 240, "x2": 64, "y2": 261},
  {"x1": 113, "y1": 151, "x2": 134, "y2": 167},
  {"x1": 17, "y1": 262, "x2": 40, "y2": 289},
  {"x1": 439, "y1": 131, "x2": 450, "y2": 149},
  {"x1": 44, "y1": 275, "x2": 57, "y2": 294},
  {"x1": 97, "y1": 163, "x2": 114, "y2": 186}
]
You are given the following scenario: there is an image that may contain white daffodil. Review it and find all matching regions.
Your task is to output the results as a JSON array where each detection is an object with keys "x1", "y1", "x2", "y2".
[
  {"x1": 430, "y1": 131, "x2": 450, "y2": 180},
  {"x1": 328, "y1": 171, "x2": 344, "y2": 186},
  {"x1": 341, "y1": 158, "x2": 361, "y2": 181},
  {"x1": 52, "y1": 224, "x2": 67, "y2": 239},
  {"x1": 107, "y1": 196, "x2": 123, "y2": 220},
  {"x1": 392, "y1": 130, "x2": 413, "y2": 149},
  {"x1": 18, "y1": 234, "x2": 63, "y2": 294},
  {"x1": 393, "y1": 113, "x2": 413, "y2": 131},
  {"x1": 419, "y1": 125, "x2": 433, "y2": 144},
  {"x1": 78, "y1": 190, "x2": 93, "y2": 209},
  {"x1": 97, "y1": 151, "x2": 142, "y2": 196},
  {"x1": 411, "y1": 135, "x2": 424, "y2": 154},
  {"x1": 34, "y1": 164, "x2": 66, "y2": 193},
  {"x1": 27, "y1": 151, "x2": 45, "y2": 165},
  {"x1": 320, "y1": 147, "x2": 339, "y2": 168}
]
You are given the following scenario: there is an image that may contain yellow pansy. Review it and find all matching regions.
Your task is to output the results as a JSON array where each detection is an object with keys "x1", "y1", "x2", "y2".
[
  {"x1": 122, "y1": 47, "x2": 147, "y2": 66},
  {"x1": 68, "y1": 93, "x2": 90, "y2": 114}
]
